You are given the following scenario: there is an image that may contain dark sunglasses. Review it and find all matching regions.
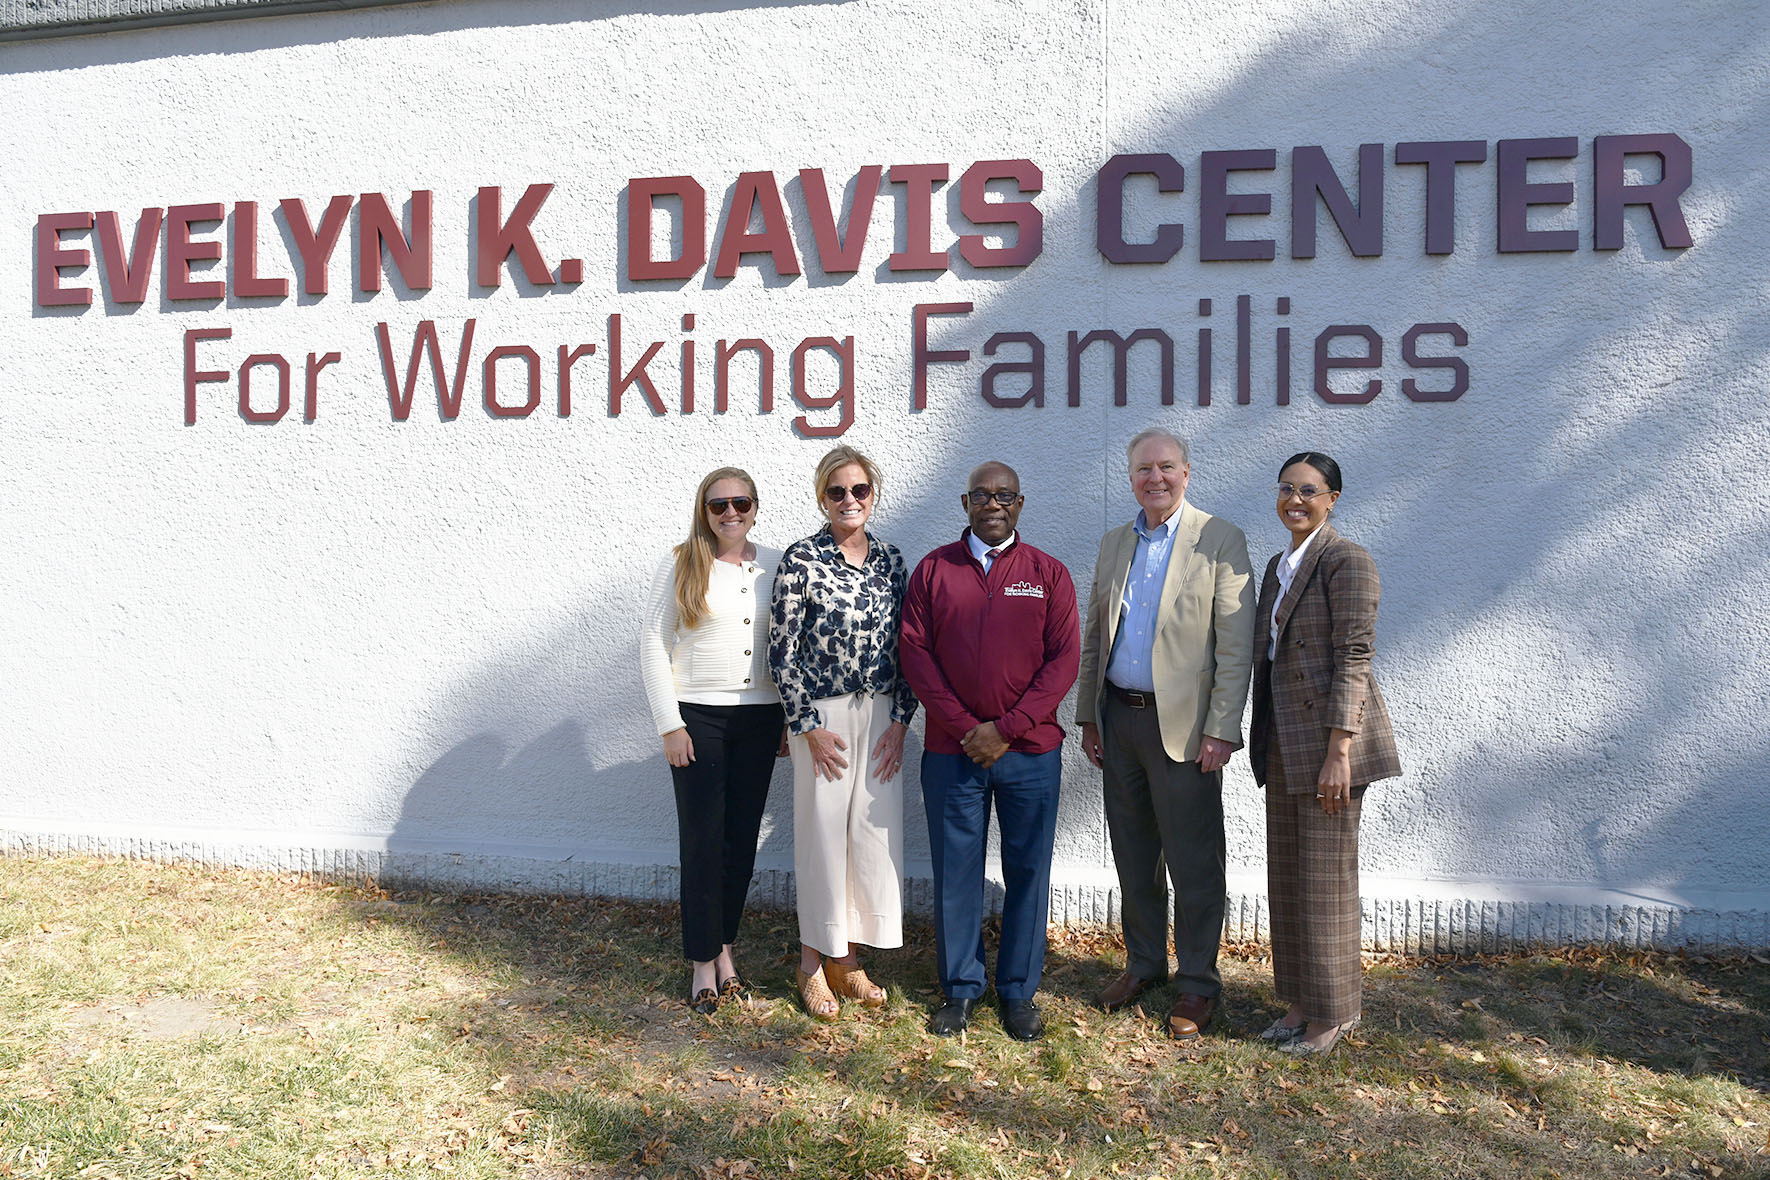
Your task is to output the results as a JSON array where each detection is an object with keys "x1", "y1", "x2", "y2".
[
  {"x1": 705, "y1": 496, "x2": 755, "y2": 514},
  {"x1": 823, "y1": 483, "x2": 872, "y2": 504},
  {"x1": 967, "y1": 489, "x2": 1021, "y2": 506}
]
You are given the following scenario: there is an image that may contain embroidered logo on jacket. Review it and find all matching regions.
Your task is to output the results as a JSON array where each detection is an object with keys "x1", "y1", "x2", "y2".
[{"x1": 1003, "y1": 581, "x2": 1046, "y2": 599}]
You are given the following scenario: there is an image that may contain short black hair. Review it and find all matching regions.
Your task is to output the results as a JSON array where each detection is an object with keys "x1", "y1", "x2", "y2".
[{"x1": 1278, "y1": 451, "x2": 1342, "y2": 493}]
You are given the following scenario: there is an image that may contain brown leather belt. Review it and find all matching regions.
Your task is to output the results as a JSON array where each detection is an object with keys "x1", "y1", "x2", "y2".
[{"x1": 1107, "y1": 682, "x2": 1151, "y2": 709}]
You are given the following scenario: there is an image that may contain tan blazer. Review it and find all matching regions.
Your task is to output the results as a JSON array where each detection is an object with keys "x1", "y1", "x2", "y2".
[
  {"x1": 1077, "y1": 501, "x2": 1256, "y2": 762},
  {"x1": 1250, "y1": 523, "x2": 1402, "y2": 792}
]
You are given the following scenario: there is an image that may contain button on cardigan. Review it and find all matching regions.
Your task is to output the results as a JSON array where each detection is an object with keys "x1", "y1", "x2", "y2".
[{"x1": 638, "y1": 546, "x2": 782, "y2": 737}]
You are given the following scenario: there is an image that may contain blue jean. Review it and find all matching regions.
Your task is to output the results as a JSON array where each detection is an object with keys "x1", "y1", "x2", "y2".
[{"x1": 920, "y1": 748, "x2": 1062, "y2": 1001}]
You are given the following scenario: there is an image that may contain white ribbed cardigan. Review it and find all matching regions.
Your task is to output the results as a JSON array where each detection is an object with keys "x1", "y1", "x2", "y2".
[{"x1": 639, "y1": 545, "x2": 782, "y2": 736}]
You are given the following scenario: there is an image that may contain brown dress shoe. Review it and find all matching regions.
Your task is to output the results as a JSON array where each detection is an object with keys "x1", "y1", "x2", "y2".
[
  {"x1": 1167, "y1": 992, "x2": 1217, "y2": 1040},
  {"x1": 1095, "y1": 970, "x2": 1168, "y2": 1013}
]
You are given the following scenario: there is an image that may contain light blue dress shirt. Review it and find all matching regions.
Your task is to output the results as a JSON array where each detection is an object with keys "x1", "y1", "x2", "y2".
[{"x1": 1103, "y1": 507, "x2": 1180, "y2": 693}]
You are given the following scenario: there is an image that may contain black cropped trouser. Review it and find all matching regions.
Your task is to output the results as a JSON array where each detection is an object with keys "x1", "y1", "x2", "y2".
[{"x1": 671, "y1": 701, "x2": 783, "y2": 961}]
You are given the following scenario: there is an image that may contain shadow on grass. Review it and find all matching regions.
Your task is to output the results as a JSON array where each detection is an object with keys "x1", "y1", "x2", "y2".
[
  {"x1": 350, "y1": 887, "x2": 1769, "y2": 1179},
  {"x1": 1368, "y1": 952, "x2": 1770, "y2": 1091}
]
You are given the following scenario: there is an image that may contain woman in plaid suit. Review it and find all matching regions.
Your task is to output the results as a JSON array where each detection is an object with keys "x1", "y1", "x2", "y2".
[{"x1": 1249, "y1": 453, "x2": 1402, "y2": 1056}]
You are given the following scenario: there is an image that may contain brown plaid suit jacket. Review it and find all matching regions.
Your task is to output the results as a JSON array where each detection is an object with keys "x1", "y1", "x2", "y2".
[{"x1": 1250, "y1": 523, "x2": 1401, "y2": 792}]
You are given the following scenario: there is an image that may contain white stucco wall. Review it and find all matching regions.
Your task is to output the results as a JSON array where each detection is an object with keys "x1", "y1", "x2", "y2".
[{"x1": 4, "y1": 0, "x2": 1766, "y2": 948}]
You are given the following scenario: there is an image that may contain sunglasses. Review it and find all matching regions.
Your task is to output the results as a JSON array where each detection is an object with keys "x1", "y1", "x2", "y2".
[
  {"x1": 823, "y1": 483, "x2": 873, "y2": 504},
  {"x1": 705, "y1": 496, "x2": 755, "y2": 514}
]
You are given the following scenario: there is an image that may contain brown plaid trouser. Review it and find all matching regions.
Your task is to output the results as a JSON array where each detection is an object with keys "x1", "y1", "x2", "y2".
[{"x1": 1265, "y1": 747, "x2": 1364, "y2": 1026}]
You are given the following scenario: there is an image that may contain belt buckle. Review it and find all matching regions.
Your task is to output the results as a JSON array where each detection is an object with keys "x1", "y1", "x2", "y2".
[{"x1": 1115, "y1": 684, "x2": 1148, "y2": 709}]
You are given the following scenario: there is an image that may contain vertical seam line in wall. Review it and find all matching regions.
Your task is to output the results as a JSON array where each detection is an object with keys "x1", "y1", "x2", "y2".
[
  {"x1": 1100, "y1": 0, "x2": 1111, "y2": 537},
  {"x1": 1099, "y1": 0, "x2": 1112, "y2": 870}
]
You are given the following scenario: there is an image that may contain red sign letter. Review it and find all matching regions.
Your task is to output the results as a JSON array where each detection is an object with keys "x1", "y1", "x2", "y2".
[
  {"x1": 166, "y1": 204, "x2": 225, "y2": 301},
  {"x1": 476, "y1": 184, "x2": 556, "y2": 287},
  {"x1": 1096, "y1": 154, "x2": 1184, "y2": 265},
  {"x1": 95, "y1": 208, "x2": 164, "y2": 304},
  {"x1": 359, "y1": 191, "x2": 434, "y2": 292},
  {"x1": 1199, "y1": 149, "x2": 1276, "y2": 261},
  {"x1": 889, "y1": 164, "x2": 950, "y2": 272},
  {"x1": 231, "y1": 202, "x2": 288, "y2": 299},
  {"x1": 1497, "y1": 137, "x2": 1579, "y2": 253},
  {"x1": 376, "y1": 319, "x2": 477, "y2": 420},
  {"x1": 239, "y1": 354, "x2": 292, "y2": 424},
  {"x1": 36, "y1": 212, "x2": 94, "y2": 307},
  {"x1": 959, "y1": 160, "x2": 1043, "y2": 269},
  {"x1": 714, "y1": 172, "x2": 802, "y2": 279},
  {"x1": 1394, "y1": 140, "x2": 1487, "y2": 255},
  {"x1": 1290, "y1": 144, "x2": 1384, "y2": 259},
  {"x1": 791, "y1": 337, "x2": 854, "y2": 438},
  {"x1": 1593, "y1": 133, "x2": 1693, "y2": 251},
  {"x1": 799, "y1": 166, "x2": 882, "y2": 274},
  {"x1": 627, "y1": 176, "x2": 707, "y2": 281},
  {"x1": 912, "y1": 302, "x2": 973, "y2": 409},
  {"x1": 280, "y1": 195, "x2": 353, "y2": 296},
  {"x1": 183, "y1": 326, "x2": 232, "y2": 424}
]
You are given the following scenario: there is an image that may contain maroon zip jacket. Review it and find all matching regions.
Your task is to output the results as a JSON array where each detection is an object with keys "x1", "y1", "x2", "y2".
[{"x1": 899, "y1": 530, "x2": 1080, "y2": 756}]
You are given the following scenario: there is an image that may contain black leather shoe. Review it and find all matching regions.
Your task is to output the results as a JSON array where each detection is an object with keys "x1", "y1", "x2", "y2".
[
  {"x1": 929, "y1": 996, "x2": 976, "y2": 1036},
  {"x1": 999, "y1": 998, "x2": 1044, "y2": 1041}
]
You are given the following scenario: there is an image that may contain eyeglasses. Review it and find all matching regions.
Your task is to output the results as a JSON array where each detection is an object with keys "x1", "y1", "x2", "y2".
[
  {"x1": 823, "y1": 483, "x2": 872, "y2": 504},
  {"x1": 705, "y1": 496, "x2": 755, "y2": 514},
  {"x1": 967, "y1": 489, "x2": 1021, "y2": 506},
  {"x1": 1275, "y1": 483, "x2": 1333, "y2": 501}
]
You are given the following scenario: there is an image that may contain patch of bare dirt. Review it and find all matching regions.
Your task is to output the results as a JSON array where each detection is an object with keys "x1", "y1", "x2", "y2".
[{"x1": 67, "y1": 995, "x2": 228, "y2": 1039}]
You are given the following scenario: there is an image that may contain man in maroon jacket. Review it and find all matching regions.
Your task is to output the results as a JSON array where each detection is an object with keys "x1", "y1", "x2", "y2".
[{"x1": 899, "y1": 461, "x2": 1080, "y2": 1040}]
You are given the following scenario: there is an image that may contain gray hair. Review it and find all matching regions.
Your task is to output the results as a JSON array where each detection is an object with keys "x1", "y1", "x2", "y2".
[{"x1": 1124, "y1": 428, "x2": 1190, "y2": 466}]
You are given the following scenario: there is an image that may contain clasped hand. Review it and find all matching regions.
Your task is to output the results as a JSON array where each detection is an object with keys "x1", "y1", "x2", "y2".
[{"x1": 960, "y1": 721, "x2": 1009, "y2": 767}]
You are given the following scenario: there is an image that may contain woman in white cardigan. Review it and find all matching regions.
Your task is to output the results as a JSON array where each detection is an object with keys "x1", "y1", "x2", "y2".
[{"x1": 639, "y1": 466, "x2": 785, "y2": 1014}]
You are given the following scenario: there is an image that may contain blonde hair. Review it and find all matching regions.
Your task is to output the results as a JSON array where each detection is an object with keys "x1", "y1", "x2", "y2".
[
  {"x1": 672, "y1": 467, "x2": 759, "y2": 630},
  {"x1": 812, "y1": 445, "x2": 883, "y2": 516}
]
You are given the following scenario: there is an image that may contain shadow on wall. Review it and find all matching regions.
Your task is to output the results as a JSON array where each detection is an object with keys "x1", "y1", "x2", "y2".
[
  {"x1": 0, "y1": 0, "x2": 857, "y2": 69},
  {"x1": 376, "y1": 0, "x2": 1770, "y2": 922},
  {"x1": 907, "y1": 0, "x2": 1770, "y2": 903},
  {"x1": 382, "y1": 465, "x2": 968, "y2": 902}
]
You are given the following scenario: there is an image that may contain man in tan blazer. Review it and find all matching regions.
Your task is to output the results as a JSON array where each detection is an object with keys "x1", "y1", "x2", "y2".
[{"x1": 1077, "y1": 429, "x2": 1254, "y2": 1039}]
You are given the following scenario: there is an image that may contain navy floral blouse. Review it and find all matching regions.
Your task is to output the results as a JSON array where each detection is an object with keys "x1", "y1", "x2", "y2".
[{"x1": 768, "y1": 526, "x2": 919, "y2": 736}]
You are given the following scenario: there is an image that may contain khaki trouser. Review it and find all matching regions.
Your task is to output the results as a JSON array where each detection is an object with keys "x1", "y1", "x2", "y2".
[{"x1": 790, "y1": 692, "x2": 904, "y2": 957}]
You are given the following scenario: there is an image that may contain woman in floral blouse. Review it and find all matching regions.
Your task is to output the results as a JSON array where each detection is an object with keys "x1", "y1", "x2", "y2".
[{"x1": 769, "y1": 444, "x2": 917, "y2": 1020}]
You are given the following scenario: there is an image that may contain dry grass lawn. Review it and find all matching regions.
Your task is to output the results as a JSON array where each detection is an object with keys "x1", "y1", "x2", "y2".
[{"x1": 1, "y1": 856, "x2": 1766, "y2": 1179}]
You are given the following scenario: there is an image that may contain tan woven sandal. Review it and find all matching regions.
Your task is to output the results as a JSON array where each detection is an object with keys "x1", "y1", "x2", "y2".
[
  {"x1": 824, "y1": 959, "x2": 887, "y2": 1007},
  {"x1": 795, "y1": 963, "x2": 839, "y2": 1021}
]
